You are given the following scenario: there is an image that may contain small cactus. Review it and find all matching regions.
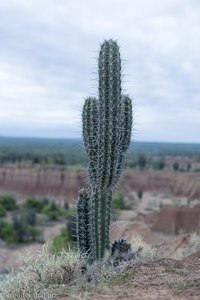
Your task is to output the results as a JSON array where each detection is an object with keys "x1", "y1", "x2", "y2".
[
  {"x1": 76, "y1": 39, "x2": 133, "y2": 260},
  {"x1": 111, "y1": 239, "x2": 132, "y2": 261}
]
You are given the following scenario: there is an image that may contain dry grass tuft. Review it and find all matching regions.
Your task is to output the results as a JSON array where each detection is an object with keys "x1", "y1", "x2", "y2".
[
  {"x1": 0, "y1": 235, "x2": 160, "y2": 299},
  {"x1": 130, "y1": 234, "x2": 159, "y2": 261},
  {"x1": 0, "y1": 243, "x2": 83, "y2": 300}
]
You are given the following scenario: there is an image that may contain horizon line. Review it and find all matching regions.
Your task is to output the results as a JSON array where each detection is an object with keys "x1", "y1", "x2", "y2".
[{"x1": 0, "y1": 135, "x2": 200, "y2": 145}]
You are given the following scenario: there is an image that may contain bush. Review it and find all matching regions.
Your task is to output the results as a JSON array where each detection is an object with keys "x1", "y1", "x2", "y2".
[
  {"x1": 41, "y1": 201, "x2": 60, "y2": 220},
  {"x1": 112, "y1": 193, "x2": 126, "y2": 210},
  {"x1": 153, "y1": 159, "x2": 165, "y2": 170},
  {"x1": 12, "y1": 209, "x2": 39, "y2": 242},
  {"x1": 137, "y1": 189, "x2": 143, "y2": 200},
  {"x1": 137, "y1": 154, "x2": 147, "y2": 170},
  {"x1": 51, "y1": 228, "x2": 72, "y2": 253},
  {"x1": 24, "y1": 197, "x2": 44, "y2": 213},
  {"x1": 0, "y1": 245, "x2": 83, "y2": 299},
  {"x1": 63, "y1": 201, "x2": 69, "y2": 210},
  {"x1": 0, "y1": 204, "x2": 6, "y2": 217},
  {"x1": 173, "y1": 162, "x2": 179, "y2": 171},
  {"x1": 0, "y1": 220, "x2": 19, "y2": 244},
  {"x1": 41, "y1": 197, "x2": 50, "y2": 206},
  {"x1": 0, "y1": 195, "x2": 17, "y2": 211}
]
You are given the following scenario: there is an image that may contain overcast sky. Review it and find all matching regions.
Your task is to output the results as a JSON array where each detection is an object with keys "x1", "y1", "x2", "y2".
[{"x1": 0, "y1": 0, "x2": 199, "y2": 143}]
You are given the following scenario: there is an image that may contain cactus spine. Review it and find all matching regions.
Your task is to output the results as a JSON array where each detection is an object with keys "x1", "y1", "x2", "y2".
[{"x1": 76, "y1": 39, "x2": 132, "y2": 260}]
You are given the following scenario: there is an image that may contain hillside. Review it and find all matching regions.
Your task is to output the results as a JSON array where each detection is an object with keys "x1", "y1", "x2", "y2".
[{"x1": 0, "y1": 167, "x2": 200, "y2": 202}]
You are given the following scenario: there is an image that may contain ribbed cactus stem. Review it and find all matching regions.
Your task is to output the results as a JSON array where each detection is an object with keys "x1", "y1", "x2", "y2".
[
  {"x1": 98, "y1": 40, "x2": 122, "y2": 188},
  {"x1": 76, "y1": 188, "x2": 90, "y2": 254},
  {"x1": 89, "y1": 188, "x2": 112, "y2": 259},
  {"x1": 76, "y1": 39, "x2": 132, "y2": 261},
  {"x1": 82, "y1": 97, "x2": 98, "y2": 184}
]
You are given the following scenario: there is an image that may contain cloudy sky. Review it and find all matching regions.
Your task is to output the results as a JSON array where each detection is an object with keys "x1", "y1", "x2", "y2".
[{"x1": 0, "y1": 0, "x2": 199, "y2": 143}]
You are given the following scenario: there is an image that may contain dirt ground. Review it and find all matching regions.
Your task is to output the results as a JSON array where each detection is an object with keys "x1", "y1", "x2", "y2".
[
  {"x1": 0, "y1": 168, "x2": 200, "y2": 299},
  {"x1": 57, "y1": 254, "x2": 200, "y2": 300}
]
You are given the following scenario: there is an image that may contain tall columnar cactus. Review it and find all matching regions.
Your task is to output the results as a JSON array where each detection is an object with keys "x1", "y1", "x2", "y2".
[{"x1": 76, "y1": 39, "x2": 132, "y2": 260}]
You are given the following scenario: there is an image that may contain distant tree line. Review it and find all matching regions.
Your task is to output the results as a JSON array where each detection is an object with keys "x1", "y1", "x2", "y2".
[{"x1": 0, "y1": 138, "x2": 199, "y2": 171}]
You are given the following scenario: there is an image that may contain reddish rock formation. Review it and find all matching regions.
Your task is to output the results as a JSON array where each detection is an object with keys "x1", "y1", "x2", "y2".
[
  {"x1": 0, "y1": 167, "x2": 200, "y2": 203},
  {"x1": 152, "y1": 205, "x2": 200, "y2": 234}
]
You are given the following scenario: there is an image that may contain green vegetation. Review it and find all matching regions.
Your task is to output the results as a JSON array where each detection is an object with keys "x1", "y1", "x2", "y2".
[
  {"x1": 0, "y1": 194, "x2": 71, "y2": 245},
  {"x1": 12, "y1": 209, "x2": 40, "y2": 242},
  {"x1": 0, "y1": 220, "x2": 18, "y2": 244},
  {"x1": 0, "y1": 195, "x2": 17, "y2": 211},
  {"x1": 24, "y1": 197, "x2": 44, "y2": 213},
  {"x1": 0, "y1": 137, "x2": 200, "y2": 170},
  {"x1": 0, "y1": 209, "x2": 40, "y2": 244},
  {"x1": 0, "y1": 204, "x2": 6, "y2": 217},
  {"x1": 51, "y1": 228, "x2": 72, "y2": 253},
  {"x1": 173, "y1": 279, "x2": 200, "y2": 291},
  {"x1": 0, "y1": 236, "x2": 158, "y2": 300},
  {"x1": 76, "y1": 40, "x2": 132, "y2": 260},
  {"x1": 0, "y1": 137, "x2": 86, "y2": 167},
  {"x1": 173, "y1": 162, "x2": 179, "y2": 171},
  {"x1": 136, "y1": 189, "x2": 143, "y2": 200},
  {"x1": 112, "y1": 193, "x2": 127, "y2": 210},
  {"x1": 137, "y1": 153, "x2": 147, "y2": 170},
  {"x1": 41, "y1": 201, "x2": 61, "y2": 220}
]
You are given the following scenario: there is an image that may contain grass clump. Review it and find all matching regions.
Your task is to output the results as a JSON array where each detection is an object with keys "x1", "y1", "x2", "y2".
[
  {"x1": 130, "y1": 235, "x2": 158, "y2": 261},
  {"x1": 51, "y1": 228, "x2": 72, "y2": 253},
  {"x1": 0, "y1": 235, "x2": 159, "y2": 299},
  {"x1": 0, "y1": 244, "x2": 83, "y2": 300},
  {"x1": 173, "y1": 233, "x2": 200, "y2": 259},
  {"x1": 173, "y1": 279, "x2": 200, "y2": 291}
]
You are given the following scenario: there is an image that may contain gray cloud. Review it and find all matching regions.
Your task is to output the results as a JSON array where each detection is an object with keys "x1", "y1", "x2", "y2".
[{"x1": 0, "y1": 0, "x2": 199, "y2": 142}]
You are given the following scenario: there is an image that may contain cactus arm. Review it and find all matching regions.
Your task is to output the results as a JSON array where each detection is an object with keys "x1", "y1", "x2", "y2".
[
  {"x1": 82, "y1": 97, "x2": 98, "y2": 184},
  {"x1": 121, "y1": 95, "x2": 132, "y2": 152},
  {"x1": 76, "y1": 188, "x2": 90, "y2": 254},
  {"x1": 111, "y1": 95, "x2": 133, "y2": 187}
]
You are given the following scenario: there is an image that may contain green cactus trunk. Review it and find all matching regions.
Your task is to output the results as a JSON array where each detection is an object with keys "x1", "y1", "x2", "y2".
[
  {"x1": 76, "y1": 189, "x2": 90, "y2": 254},
  {"x1": 76, "y1": 39, "x2": 132, "y2": 260}
]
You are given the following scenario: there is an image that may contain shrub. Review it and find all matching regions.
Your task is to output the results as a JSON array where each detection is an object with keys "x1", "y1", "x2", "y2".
[
  {"x1": 41, "y1": 201, "x2": 60, "y2": 220},
  {"x1": 12, "y1": 209, "x2": 39, "y2": 242},
  {"x1": 24, "y1": 197, "x2": 44, "y2": 213},
  {"x1": 153, "y1": 159, "x2": 165, "y2": 170},
  {"x1": 137, "y1": 189, "x2": 143, "y2": 200},
  {"x1": 0, "y1": 220, "x2": 19, "y2": 244},
  {"x1": 187, "y1": 163, "x2": 191, "y2": 172},
  {"x1": 41, "y1": 197, "x2": 50, "y2": 206},
  {"x1": 63, "y1": 201, "x2": 69, "y2": 210},
  {"x1": 51, "y1": 228, "x2": 72, "y2": 253},
  {"x1": 59, "y1": 207, "x2": 73, "y2": 219},
  {"x1": 0, "y1": 245, "x2": 83, "y2": 299},
  {"x1": 0, "y1": 195, "x2": 17, "y2": 211},
  {"x1": 0, "y1": 204, "x2": 6, "y2": 217},
  {"x1": 112, "y1": 193, "x2": 126, "y2": 210},
  {"x1": 137, "y1": 154, "x2": 147, "y2": 170},
  {"x1": 173, "y1": 162, "x2": 179, "y2": 171}
]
